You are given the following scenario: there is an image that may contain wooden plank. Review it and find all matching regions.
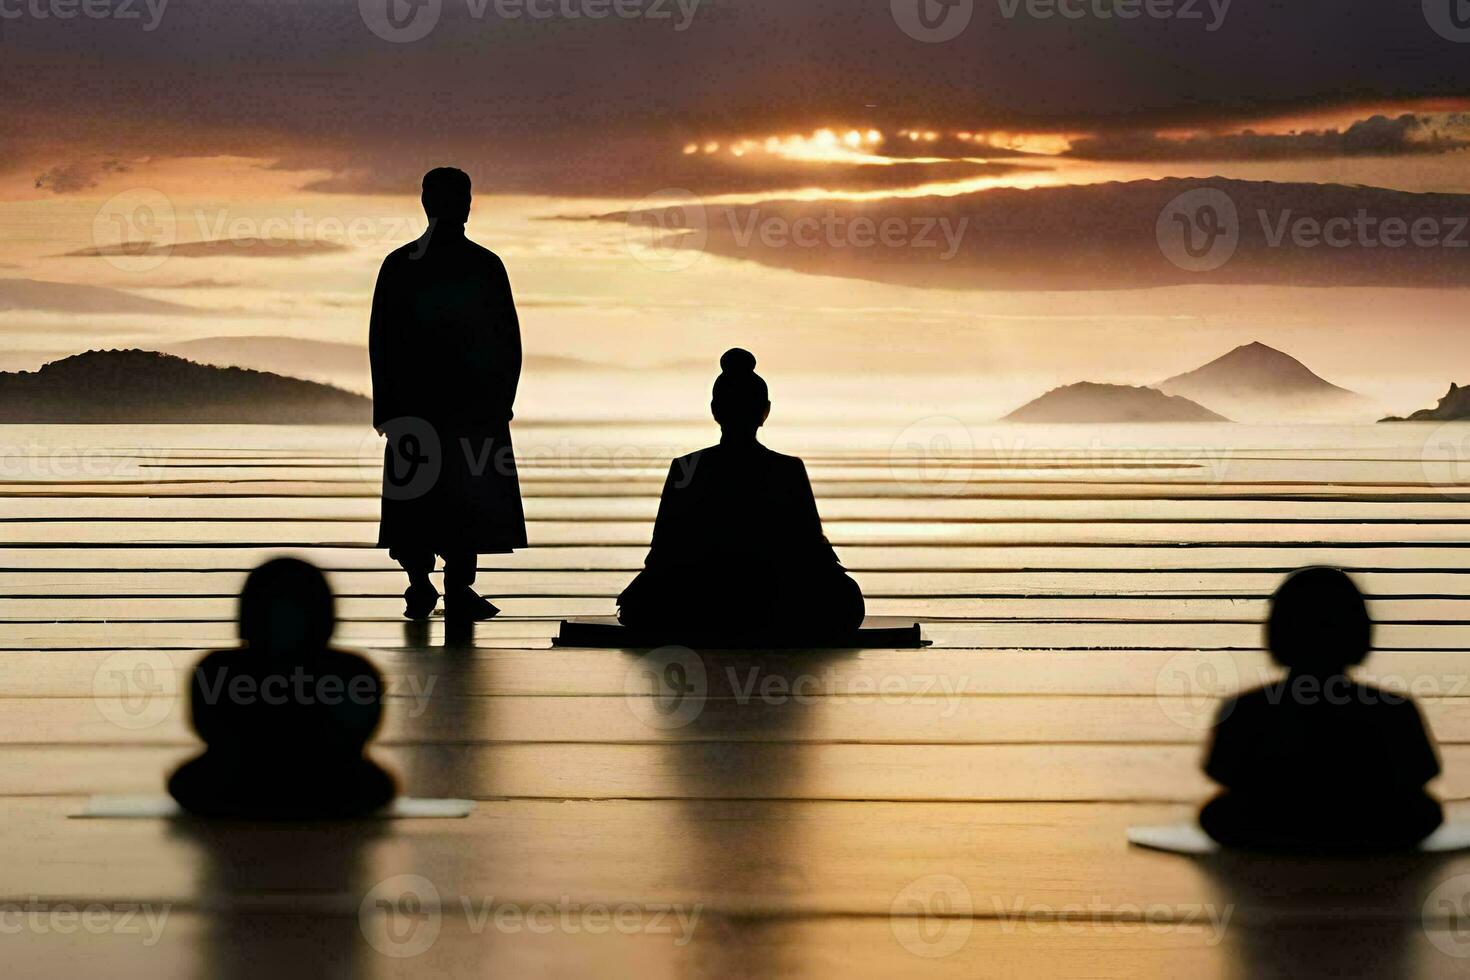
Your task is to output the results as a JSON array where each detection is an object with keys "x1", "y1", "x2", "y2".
[
  {"x1": 4, "y1": 648, "x2": 1469, "y2": 699},
  {"x1": 5, "y1": 744, "x2": 1470, "y2": 801},
  {"x1": 10, "y1": 694, "x2": 1470, "y2": 746}
]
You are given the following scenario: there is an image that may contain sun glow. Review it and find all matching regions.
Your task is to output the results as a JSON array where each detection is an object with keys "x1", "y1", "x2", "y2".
[{"x1": 683, "y1": 126, "x2": 1077, "y2": 167}]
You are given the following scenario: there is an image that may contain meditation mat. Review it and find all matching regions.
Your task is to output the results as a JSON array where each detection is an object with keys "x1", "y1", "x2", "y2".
[
  {"x1": 554, "y1": 616, "x2": 927, "y2": 650},
  {"x1": 74, "y1": 795, "x2": 475, "y2": 820},
  {"x1": 1128, "y1": 823, "x2": 1470, "y2": 855}
]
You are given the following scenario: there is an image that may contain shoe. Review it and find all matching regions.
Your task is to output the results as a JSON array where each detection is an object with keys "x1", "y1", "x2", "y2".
[
  {"x1": 445, "y1": 588, "x2": 501, "y2": 622},
  {"x1": 404, "y1": 582, "x2": 441, "y2": 621}
]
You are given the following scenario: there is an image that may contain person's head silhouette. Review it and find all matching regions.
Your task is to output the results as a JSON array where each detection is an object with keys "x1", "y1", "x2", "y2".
[
  {"x1": 711, "y1": 348, "x2": 770, "y2": 440},
  {"x1": 239, "y1": 558, "x2": 336, "y2": 655},
  {"x1": 422, "y1": 167, "x2": 471, "y2": 225},
  {"x1": 1266, "y1": 566, "x2": 1371, "y2": 676}
]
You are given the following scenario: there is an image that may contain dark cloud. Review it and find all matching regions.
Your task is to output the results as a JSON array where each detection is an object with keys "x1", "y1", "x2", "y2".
[
  {"x1": 606, "y1": 178, "x2": 1470, "y2": 291},
  {"x1": 4, "y1": 0, "x2": 1470, "y2": 195},
  {"x1": 33, "y1": 159, "x2": 130, "y2": 194},
  {"x1": 1067, "y1": 115, "x2": 1470, "y2": 161}
]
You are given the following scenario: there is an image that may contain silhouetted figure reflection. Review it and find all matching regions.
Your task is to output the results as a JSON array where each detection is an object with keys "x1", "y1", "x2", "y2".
[
  {"x1": 371, "y1": 166, "x2": 527, "y2": 622},
  {"x1": 168, "y1": 558, "x2": 397, "y2": 818},
  {"x1": 1200, "y1": 567, "x2": 1443, "y2": 851},
  {"x1": 618, "y1": 348, "x2": 864, "y2": 642}
]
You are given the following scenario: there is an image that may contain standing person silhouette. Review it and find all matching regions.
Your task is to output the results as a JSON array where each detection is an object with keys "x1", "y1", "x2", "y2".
[
  {"x1": 370, "y1": 168, "x2": 527, "y2": 622},
  {"x1": 618, "y1": 348, "x2": 865, "y2": 642}
]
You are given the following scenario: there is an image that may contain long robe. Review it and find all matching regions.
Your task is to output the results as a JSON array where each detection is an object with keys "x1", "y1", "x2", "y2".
[
  {"x1": 618, "y1": 438, "x2": 865, "y2": 637},
  {"x1": 369, "y1": 227, "x2": 528, "y2": 555}
]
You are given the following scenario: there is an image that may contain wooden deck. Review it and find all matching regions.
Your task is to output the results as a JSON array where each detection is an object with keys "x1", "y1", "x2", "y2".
[{"x1": 6, "y1": 423, "x2": 1470, "y2": 977}]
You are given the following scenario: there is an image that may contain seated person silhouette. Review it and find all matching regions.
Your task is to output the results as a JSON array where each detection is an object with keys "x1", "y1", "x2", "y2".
[
  {"x1": 168, "y1": 558, "x2": 397, "y2": 819},
  {"x1": 617, "y1": 348, "x2": 865, "y2": 643},
  {"x1": 1200, "y1": 566, "x2": 1443, "y2": 851}
]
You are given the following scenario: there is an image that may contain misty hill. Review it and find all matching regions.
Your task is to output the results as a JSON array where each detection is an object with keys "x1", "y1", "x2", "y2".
[
  {"x1": 1381, "y1": 383, "x2": 1470, "y2": 422},
  {"x1": 1155, "y1": 342, "x2": 1372, "y2": 422},
  {"x1": 163, "y1": 337, "x2": 371, "y2": 392},
  {"x1": 163, "y1": 336, "x2": 643, "y2": 394},
  {"x1": 1004, "y1": 383, "x2": 1229, "y2": 423},
  {"x1": 0, "y1": 350, "x2": 371, "y2": 424}
]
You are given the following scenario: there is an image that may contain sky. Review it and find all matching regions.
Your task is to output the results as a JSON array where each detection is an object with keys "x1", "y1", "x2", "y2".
[{"x1": 4, "y1": 0, "x2": 1470, "y2": 417}]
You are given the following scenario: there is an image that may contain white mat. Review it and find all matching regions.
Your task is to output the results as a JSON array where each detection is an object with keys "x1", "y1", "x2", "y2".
[
  {"x1": 1128, "y1": 823, "x2": 1470, "y2": 855},
  {"x1": 73, "y1": 795, "x2": 474, "y2": 819}
]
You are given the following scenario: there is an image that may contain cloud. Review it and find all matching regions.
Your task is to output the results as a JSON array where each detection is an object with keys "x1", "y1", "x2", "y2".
[
  {"x1": 33, "y1": 159, "x2": 131, "y2": 194},
  {"x1": 59, "y1": 239, "x2": 351, "y2": 259},
  {"x1": 1067, "y1": 115, "x2": 1470, "y2": 162},
  {"x1": 7, "y1": 1, "x2": 1470, "y2": 202},
  {"x1": 0, "y1": 278, "x2": 207, "y2": 315},
  {"x1": 607, "y1": 178, "x2": 1470, "y2": 291}
]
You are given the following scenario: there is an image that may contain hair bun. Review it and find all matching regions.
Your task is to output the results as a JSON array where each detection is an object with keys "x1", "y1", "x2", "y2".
[{"x1": 720, "y1": 348, "x2": 757, "y2": 374}]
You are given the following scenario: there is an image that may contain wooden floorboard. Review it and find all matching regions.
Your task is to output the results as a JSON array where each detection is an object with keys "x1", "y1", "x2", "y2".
[{"x1": 6, "y1": 431, "x2": 1470, "y2": 976}]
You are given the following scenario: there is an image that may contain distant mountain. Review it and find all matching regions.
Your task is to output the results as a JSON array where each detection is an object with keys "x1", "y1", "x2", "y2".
[
  {"x1": 1155, "y1": 342, "x2": 1372, "y2": 422},
  {"x1": 161, "y1": 335, "x2": 674, "y2": 393},
  {"x1": 1004, "y1": 383, "x2": 1229, "y2": 423},
  {"x1": 1381, "y1": 383, "x2": 1470, "y2": 422},
  {"x1": 163, "y1": 337, "x2": 370, "y2": 392},
  {"x1": 0, "y1": 350, "x2": 371, "y2": 424}
]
